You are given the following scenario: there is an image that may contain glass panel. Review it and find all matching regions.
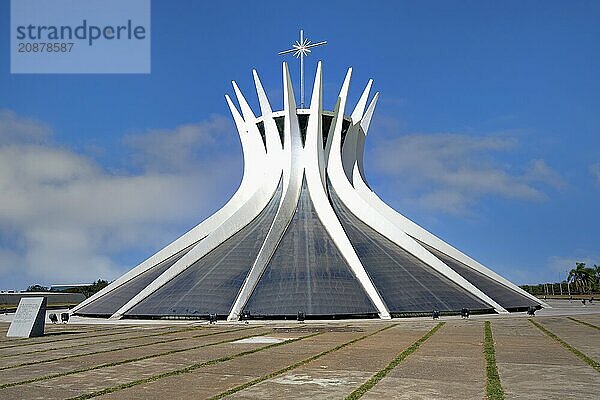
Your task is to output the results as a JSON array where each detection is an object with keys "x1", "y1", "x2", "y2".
[
  {"x1": 124, "y1": 183, "x2": 282, "y2": 318},
  {"x1": 298, "y1": 114, "x2": 309, "y2": 145},
  {"x1": 255, "y1": 121, "x2": 267, "y2": 150},
  {"x1": 416, "y1": 240, "x2": 540, "y2": 310},
  {"x1": 75, "y1": 244, "x2": 195, "y2": 317},
  {"x1": 322, "y1": 115, "x2": 333, "y2": 149},
  {"x1": 340, "y1": 119, "x2": 351, "y2": 146},
  {"x1": 244, "y1": 178, "x2": 377, "y2": 317},
  {"x1": 329, "y1": 184, "x2": 493, "y2": 315},
  {"x1": 272, "y1": 114, "x2": 341, "y2": 149},
  {"x1": 274, "y1": 116, "x2": 284, "y2": 147}
]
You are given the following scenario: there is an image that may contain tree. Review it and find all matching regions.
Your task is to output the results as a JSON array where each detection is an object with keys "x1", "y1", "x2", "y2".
[
  {"x1": 567, "y1": 262, "x2": 595, "y2": 294},
  {"x1": 25, "y1": 284, "x2": 49, "y2": 292},
  {"x1": 64, "y1": 279, "x2": 109, "y2": 298},
  {"x1": 89, "y1": 279, "x2": 109, "y2": 294}
]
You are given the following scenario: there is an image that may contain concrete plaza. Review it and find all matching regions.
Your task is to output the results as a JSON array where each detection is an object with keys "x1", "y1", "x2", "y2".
[{"x1": 0, "y1": 300, "x2": 598, "y2": 399}]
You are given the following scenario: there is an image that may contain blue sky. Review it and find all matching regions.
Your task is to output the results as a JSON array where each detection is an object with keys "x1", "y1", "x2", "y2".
[{"x1": 0, "y1": 0, "x2": 598, "y2": 289}]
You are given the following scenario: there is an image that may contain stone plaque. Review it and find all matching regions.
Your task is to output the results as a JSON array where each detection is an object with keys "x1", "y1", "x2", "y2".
[{"x1": 6, "y1": 297, "x2": 47, "y2": 338}]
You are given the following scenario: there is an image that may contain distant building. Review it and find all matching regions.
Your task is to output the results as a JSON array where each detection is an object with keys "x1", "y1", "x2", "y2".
[
  {"x1": 1, "y1": 292, "x2": 85, "y2": 309},
  {"x1": 50, "y1": 283, "x2": 93, "y2": 291}
]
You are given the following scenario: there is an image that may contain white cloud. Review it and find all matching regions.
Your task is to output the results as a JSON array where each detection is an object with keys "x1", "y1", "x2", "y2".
[
  {"x1": 0, "y1": 110, "x2": 241, "y2": 289},
  {"x1": 546, "y1": 255, "x2": 598, "y2": 274},
  {"x1": 369, "y1": 131, "x2": 564, "y2": 215},
  {"x1": 497, "y1": 254, "x2": 599, "y2": 285},
  {"x1": 591, "y1": 163, "x2": 600, "y2": 187},
  {"x1": 525, "y1": 159, "x2": 566, "y2": 190},
  {"x1": 417, "y1": 190, "x2": 471, "y2": 216},
  {"x1": 124, "y1": 115, "x2": 232, "y2": 173},
  {"x1": 0, "y1": 110, "x2": 51, "y2": 145}
]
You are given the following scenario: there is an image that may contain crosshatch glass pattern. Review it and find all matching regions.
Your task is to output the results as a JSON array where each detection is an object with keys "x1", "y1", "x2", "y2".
[
  {"x1": 244, "y1": 178, "x2": 377, "y2": 317},
  {"x1": 298, "y1": 114, "x2": 309, "y2": 145},
  {"x1": 75, "y1": 245, "x2": 196, "y2": 316},
  {"x1": 256, "y1": 121, "x2": 267, "y2": 150},
  {"x1": 321, "y1": 115, "x2": 333, "y2": 148},
  {"x1": 416, "y1": 240, "x2": 540, "y2": 310},
  {"x1": 124, "y1": 183, "x2": 283, "y2": 318},
  {"x1": 269, "y1": 114, "x2": 347, "y2": 150},
  {"x1": 329, "y1": 185, "x2": 492, "y2": 314}
]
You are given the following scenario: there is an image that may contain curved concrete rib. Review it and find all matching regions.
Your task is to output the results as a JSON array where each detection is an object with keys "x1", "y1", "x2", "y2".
[
  {"x1": 350, "y1": 99, "x2": 546, "y2": 308},
  {"x1": 306, "y1": 65, "x2": 390, "y2": 319},
  {"x1": 341, "y1": 80, "x2": 372, "y2": 182},
  {"x1": 253, "y1": 70, "x2": 282, "y2": 153},
  {"x1": 109, "y1": 83, "x2": 284, "y2": 320},
  {"x1": 354, "y1": 177, "x2": 547, "y2": 308},
  {"x1": 110, "y1": 174, "x2": 281, "y2": 319},
  {"x1": 72, "y1": 90, "x2": 267, "y2": 314},
  {"x1": 327, "y1": 71, "x2": 507, "y2": 314},
  {"x1": 352, "y1": 92, "x2": 378, "y2": 191},
  {"x1": 228, "y1": 63, "x2": 304, "y2": 321}
]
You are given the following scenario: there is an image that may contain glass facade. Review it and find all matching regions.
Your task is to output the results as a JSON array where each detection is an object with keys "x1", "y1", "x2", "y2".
[
  {"x1": 75, "y1": 244, "x2": 196, "y2": 317},
  {"x1": 329, "y1": 185, "x2": 493, "y2": 315},
  {"x1": 123, "y1": 184, "x2": 282, "y2": 318},
  {"x1": 244, "y1": 178, "x2": 377, "y2": 317},
  {"x1": 255, "y1": 121, "x2": 267, "y2": 150},
  {"x1": 269, "y1": 114, "x2": 348, "y2": 150},
  {"x1": 322, "y1": 115, "x2": 333, "y2": 148},
  {"x1": 298, "y1": 114, "x2": 309, "y2": 145},
  {"x1": 416, "y1": 240, "x2": 540, "y2": 310},
  {"x1": 274, "y1": 116, "x2": 285, "y2": 147}
]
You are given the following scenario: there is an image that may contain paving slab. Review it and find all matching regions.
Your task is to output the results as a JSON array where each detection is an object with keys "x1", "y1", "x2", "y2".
[
  {"x1": 0, "y1": 325, "x2": 176, "y2": 355},
  {"x1": 362, "y1": 320, "x2": 486, "y2": 400},
  {"x1": 0, "y1": 329, "x2": 272, "y2": 399},
  {"x1": 98, "y1": 330, "x2": 373, "y2": 400},
  {"x1": 538, "y1": 317, "x2": 600, "y2": 359},
  {"x1": 574, "y1": 314, "x2": 600, "y2": 326},
  {"x1": 362, "y1": 377, "x2": 484, "y2": 400},
  {"x1": 497, "y1": 363, "x2": 598, "y2": 400},
  {"x1": 0, "y1": 328, "x2": 202, "y2": 363},
  {"x1": 229, "y1": 324, "x2": 432, "y2": 399},
  {"x1": 494, "y1": 317, "x2": 600, "y2": 400},
  {"x1": 0, "y1": 326, "x2": 228, "y2": 366},
  {"x1": 0, "y1": 327, "x2": 271, "y2": 386},
  {"x1": 0, "y1": 325, "x2": 132, "y2": 347}
]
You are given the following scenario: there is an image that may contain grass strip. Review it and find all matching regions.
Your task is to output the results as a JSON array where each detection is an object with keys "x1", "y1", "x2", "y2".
[
  {"x1": 0, "y1": 327, "x2": 268, "y2": 389},
  {"x1": 345, "y1": 322, "x2": 444, "y2": 400},
  {"x1": 66, "y1": 331, "x2": 323, "y2": 400},
  {"x1": 568, "y1": 316, "x2": 600, "y2": 331},
  {"x1": 0, "y1": 325, "x2": 172, "y2": 350},
  {"x1": 0, "y1": 324, "x2": 118, "y2": 344},
  {"x1": 483, "y1": 321, "x2": 504, "y2": 400},
  {"x1": 0, "y1": 326, "x2": 257, "y2": 371},
  {"x1": 529, "y1": 319, "x2": 600, "y2": 373},
  {"x1": 0, "y1": 324, "x2": 204, "y2": 359},
  {"x1": 209, "y1": 323, "x2": 398, "y2": 400}
]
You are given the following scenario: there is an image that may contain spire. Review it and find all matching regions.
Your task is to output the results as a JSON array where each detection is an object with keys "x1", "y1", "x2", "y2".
[
  {"x1": 351, "y1": 79, "x2": 373, "y2": 124},
  {"x1": 252, "y1": 69, "x2": 273, "y2": 116}
]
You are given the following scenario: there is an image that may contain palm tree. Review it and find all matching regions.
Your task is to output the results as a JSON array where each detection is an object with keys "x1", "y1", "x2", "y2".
[{"x1": 567, "y1": 262, "x2": 594, "y2": 294}]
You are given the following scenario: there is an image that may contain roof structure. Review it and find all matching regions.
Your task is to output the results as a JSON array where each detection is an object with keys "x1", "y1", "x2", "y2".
[{"x1": 72, "y1": 62, "x2": 545, "y2": 320}]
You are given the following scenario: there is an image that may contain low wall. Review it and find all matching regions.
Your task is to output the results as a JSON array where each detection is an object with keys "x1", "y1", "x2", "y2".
[{"x1": 0, "y1": 292, "x2": 86, "y2": 308}]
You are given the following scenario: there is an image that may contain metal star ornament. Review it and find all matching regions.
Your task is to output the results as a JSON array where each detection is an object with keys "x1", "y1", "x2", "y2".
[{"x1": 278, "y1": 30, "x2": 327, "y2": 107}]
